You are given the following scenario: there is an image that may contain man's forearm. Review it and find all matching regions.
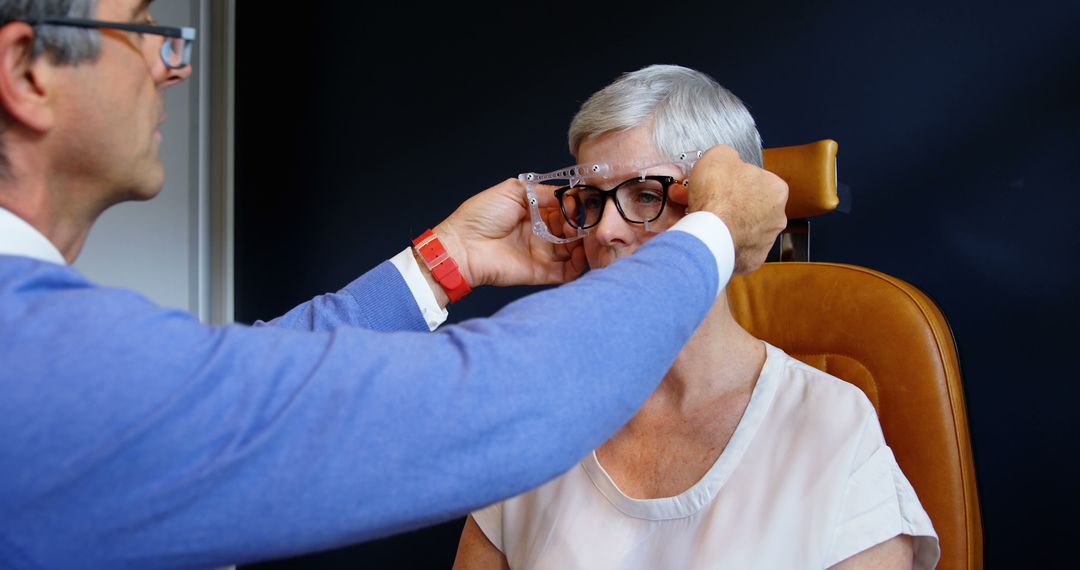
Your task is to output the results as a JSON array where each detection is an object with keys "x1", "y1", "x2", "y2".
[{"x1": 256, "y1": 259, "x2": 429, "y2": 333}]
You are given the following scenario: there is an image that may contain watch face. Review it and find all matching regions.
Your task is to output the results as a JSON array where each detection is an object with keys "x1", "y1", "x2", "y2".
[{"x1": 415, "y1": 233, "x2": 447, "y2": 270}]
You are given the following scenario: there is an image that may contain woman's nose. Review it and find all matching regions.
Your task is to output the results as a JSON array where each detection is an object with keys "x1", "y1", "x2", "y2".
[{"x1": 592, "y1": 197, "x2": 635, "y2": 247}]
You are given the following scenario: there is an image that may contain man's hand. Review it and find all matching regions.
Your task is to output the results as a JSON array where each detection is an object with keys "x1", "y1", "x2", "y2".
[
  {"x1": 669, "y1": 145, "x2": 789, "y2": 275},
  {"x1": 432, "y1": 178, "x2": 587, "y2": 294}
]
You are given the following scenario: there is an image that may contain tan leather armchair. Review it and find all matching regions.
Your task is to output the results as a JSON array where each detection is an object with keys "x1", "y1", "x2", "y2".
[{"x1": 727, "y1": 140, "x2": 983, "y2": 570}]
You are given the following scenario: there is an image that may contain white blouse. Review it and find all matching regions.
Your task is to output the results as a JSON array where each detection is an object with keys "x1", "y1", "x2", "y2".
[{"x1": 473, "y1": 343, "x2": 940, "y2": 569}]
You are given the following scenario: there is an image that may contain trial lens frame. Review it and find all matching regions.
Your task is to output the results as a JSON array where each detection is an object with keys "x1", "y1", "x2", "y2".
[{"x1": 519, "y1": 150, "x2": 703, "y2": 243}]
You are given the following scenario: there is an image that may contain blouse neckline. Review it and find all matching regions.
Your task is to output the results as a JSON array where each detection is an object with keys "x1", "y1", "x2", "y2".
[{"x1": 581, "y1": 342, "x2": 783, "y2": 520}]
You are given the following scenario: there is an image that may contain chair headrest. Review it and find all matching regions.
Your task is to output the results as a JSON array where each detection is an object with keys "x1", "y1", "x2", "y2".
[{"x1": 762, "y1": 139, "x2": 839, "y2": 219}]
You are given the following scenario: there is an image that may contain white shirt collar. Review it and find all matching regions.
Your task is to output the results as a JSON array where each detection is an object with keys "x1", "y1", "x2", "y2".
[{"x1": 0, "y1": 206, "x2": 66, "y2": 265}]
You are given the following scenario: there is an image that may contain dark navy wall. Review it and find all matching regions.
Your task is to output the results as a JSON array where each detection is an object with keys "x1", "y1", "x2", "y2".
[{"x1": 237, "y1": 1, "x2": 1079, "y2": 566}]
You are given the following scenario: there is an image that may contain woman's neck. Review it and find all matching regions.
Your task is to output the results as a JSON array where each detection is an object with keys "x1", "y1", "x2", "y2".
[
  {"x1": 595, "y1": 292, "x2": 767, "y2": 499},
  {"x1": 647, "y1": 293, "x2": 765, "y2": 413}
]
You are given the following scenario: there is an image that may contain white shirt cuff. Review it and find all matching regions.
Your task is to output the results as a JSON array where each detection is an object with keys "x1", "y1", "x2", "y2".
[
  {"x1": 389, "y1": 247, "x2": 449, "y2": 331},
  {"x1": 668, "y1": 211, "x2": 735, "y2": 297}
]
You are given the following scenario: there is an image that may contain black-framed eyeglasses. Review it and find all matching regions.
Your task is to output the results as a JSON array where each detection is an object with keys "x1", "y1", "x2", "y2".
[
  {"x1": 16, "y1": 16, "x2": 196, "y2": 69},
  {"x1": 554, "y1": 175, "x2": 679, "y2": 230}
]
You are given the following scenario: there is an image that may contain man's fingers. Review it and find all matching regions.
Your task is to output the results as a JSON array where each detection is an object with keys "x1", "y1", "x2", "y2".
[
  {"x1": 541, "y1": 205, "x2": 569, "y2": 240},
  {"x1": 681, "y1": 143, "x2": 793, "y2": 277},
  {"x1": 550, "y1": 241, "x2": 572, "y2": 262},
  {"x1": 551, "y1": 241, "x2": 587, "y2": 283},
  {"x1": 701, "y1": 144, "x2": 740, "y2": 160},
  {"x1": 763, "y1": 169, "x2": 789, "y2": 210},
  {"x1": 683, "y1": 144, "x2": 741, "y2": 212},
  {"x1": 668, "y1": 181, "x2": 688, "y2": 206},
  {"x1": 526, "y1": 182, "x2": 562, "y2": 209},
  {"x1": 493, "y1": 178, "x2": 560, "y2": 212},
  {"x1": 567, "y1": 243, "x2": 587, "y2": 279}
]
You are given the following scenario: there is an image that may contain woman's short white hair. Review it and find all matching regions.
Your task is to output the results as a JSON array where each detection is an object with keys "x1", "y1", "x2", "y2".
[{"x1": 568, "y1": 64, "x2": 763, "y2": 167}]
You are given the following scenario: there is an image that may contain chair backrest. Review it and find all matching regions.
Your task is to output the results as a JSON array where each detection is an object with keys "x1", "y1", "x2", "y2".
[{"x1": 729, "y1": 141, "x2": 983, "y2": 570}]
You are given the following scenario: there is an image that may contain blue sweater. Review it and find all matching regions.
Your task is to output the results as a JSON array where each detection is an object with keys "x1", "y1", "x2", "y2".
[{"x1": 0, "y1": 231, "x2": 718, "y2": 568}]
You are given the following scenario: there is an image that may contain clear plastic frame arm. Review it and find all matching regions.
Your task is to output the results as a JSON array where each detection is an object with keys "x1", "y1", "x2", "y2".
[{"x1": 519, "y1": 150, "x2": 704, "y2": 243}]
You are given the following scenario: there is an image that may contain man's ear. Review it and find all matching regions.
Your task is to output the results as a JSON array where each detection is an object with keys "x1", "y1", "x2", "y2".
[{"x1": 0, "y1": 23, "x2": 55, "y2": 133}]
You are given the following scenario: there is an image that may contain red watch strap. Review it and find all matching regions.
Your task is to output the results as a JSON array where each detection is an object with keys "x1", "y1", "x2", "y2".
[{"x1": 412, "y1": 229, "x2": 472, "y2": 303}]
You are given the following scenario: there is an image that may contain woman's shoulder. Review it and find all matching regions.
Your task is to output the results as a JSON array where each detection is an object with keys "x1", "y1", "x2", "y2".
[{"x1": 760, "y1": 343, "x2": 881, "y2": 432}]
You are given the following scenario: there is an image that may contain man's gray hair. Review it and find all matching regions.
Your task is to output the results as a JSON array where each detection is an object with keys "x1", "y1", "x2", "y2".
[
  {"x1": 0, "y1": 0, "x2": 98, "y2": 176},
  {"x1": 568, "y1": 64, "x2": 763, "y2": 167},
  {"x1": 0, "y1": 0, "x2": 101, "y2": 64}
]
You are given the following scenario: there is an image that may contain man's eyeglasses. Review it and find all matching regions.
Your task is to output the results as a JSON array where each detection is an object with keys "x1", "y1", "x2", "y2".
[
  {"x1": 18, "y1": 16, "x2": 195, "y2": 69},
  {"x1": 554, "y1": 175, "x2": 679, "y2": 230}
]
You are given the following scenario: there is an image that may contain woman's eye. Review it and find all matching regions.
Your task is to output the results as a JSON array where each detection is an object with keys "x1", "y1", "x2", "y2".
[{"x1": 634, "y1": 191, "x2": 662, "y2": 204}]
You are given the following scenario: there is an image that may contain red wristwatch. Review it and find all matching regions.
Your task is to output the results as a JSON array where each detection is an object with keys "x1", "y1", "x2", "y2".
[{"x1": 412, "y1": 229, "x2": 472, "y2": 303}]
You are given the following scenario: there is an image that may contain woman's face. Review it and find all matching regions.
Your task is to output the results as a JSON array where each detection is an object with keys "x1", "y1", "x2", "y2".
[{"x1": 576, "y1": 127, "x2": 687, "y2": 270}]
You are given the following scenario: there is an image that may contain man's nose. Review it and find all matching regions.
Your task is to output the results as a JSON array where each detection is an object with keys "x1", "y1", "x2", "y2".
[{"x1": 158, "y1": 62, "x2": 192, "y2": 89}]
